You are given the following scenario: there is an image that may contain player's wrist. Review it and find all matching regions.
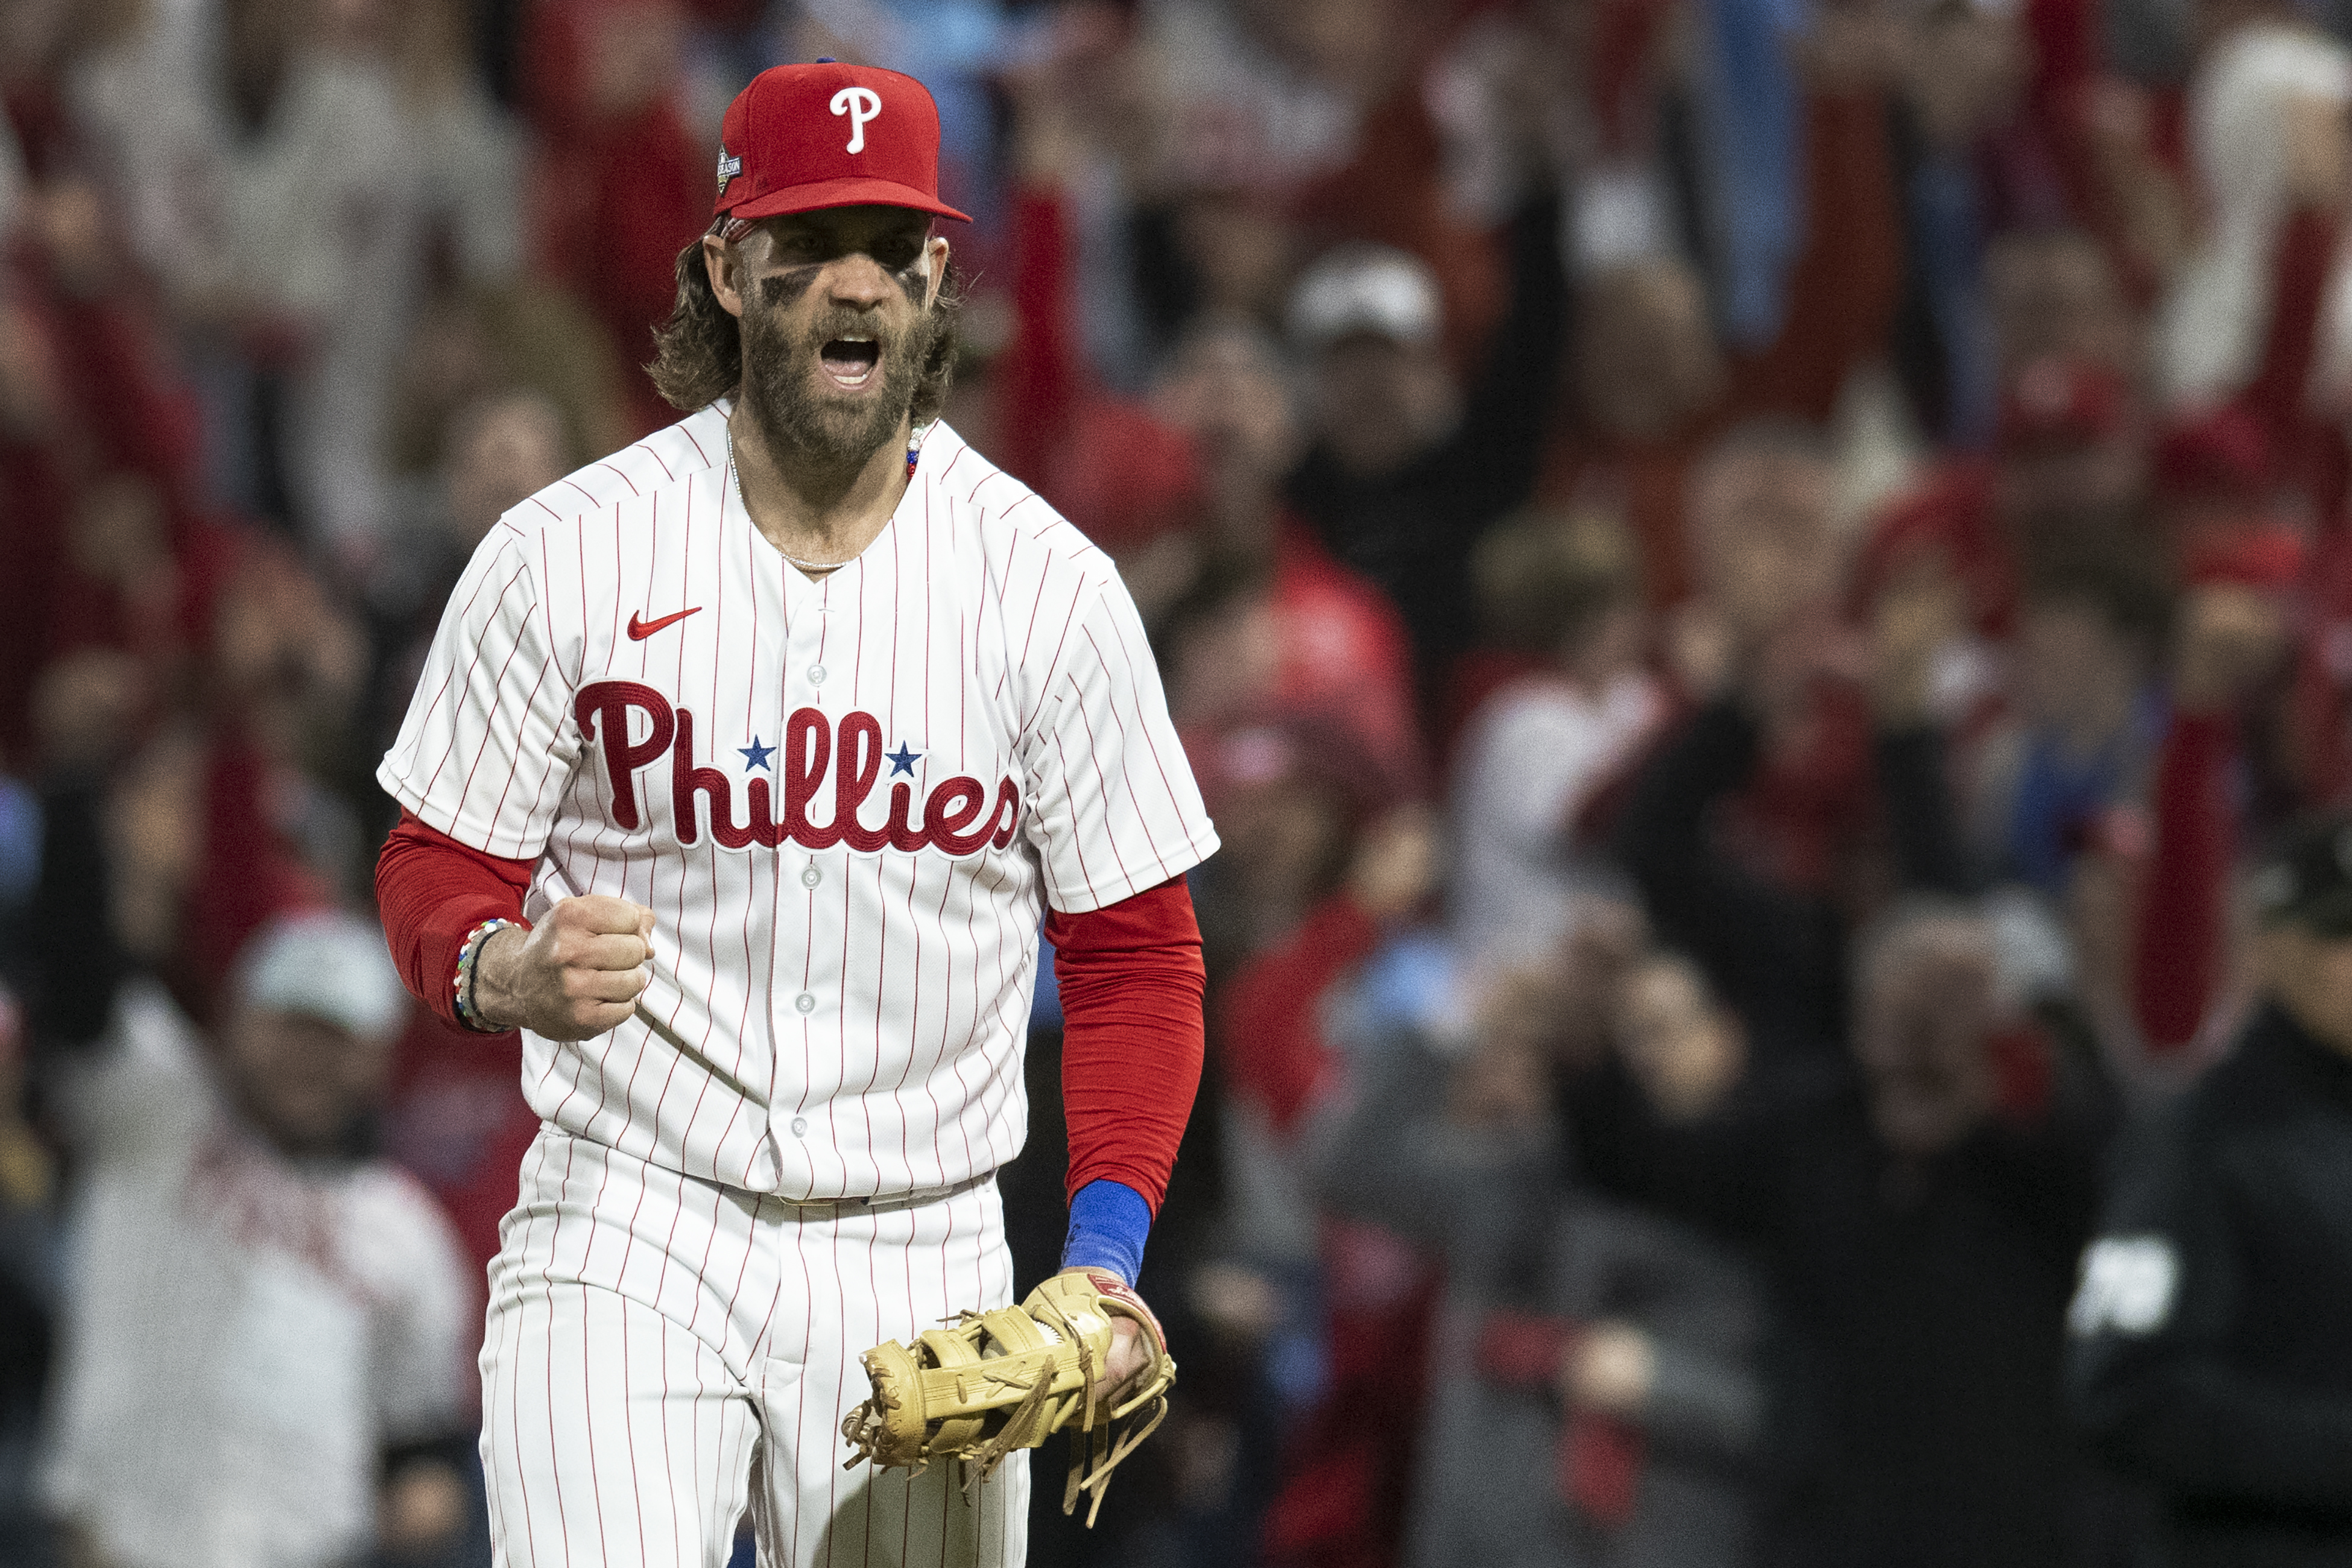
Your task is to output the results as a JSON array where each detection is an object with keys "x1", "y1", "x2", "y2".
[
  {"x1": 1060, "y1": 1178, "x2": 1152, "y2": 1286},
  {"x1": 464, "y1": 922, "x2": 532, "y2": 1032}
]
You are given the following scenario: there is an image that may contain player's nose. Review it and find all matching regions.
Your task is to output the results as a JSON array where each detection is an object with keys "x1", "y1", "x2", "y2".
[{"x1": 824, "y1": 251, "x2": 897, "y2": 309}]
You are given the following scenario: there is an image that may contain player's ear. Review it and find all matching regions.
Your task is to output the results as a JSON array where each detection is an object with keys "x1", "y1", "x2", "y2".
[
  {"x1": 705, "y1": 232, "x2": 747, "y2": 320},
  {"x1": 922, "y1": 236, "x2": 950, "y2": 311}
]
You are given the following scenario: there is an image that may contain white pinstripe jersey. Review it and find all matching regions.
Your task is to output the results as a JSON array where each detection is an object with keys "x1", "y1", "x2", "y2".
[{"x1": 379, "y1": 408, "x2": 1219, "y2": 1198}]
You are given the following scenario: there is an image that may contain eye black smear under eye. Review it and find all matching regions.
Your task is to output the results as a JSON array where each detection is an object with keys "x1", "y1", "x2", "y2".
[{"x1": 758, "y1": 267, "x2": 821, "y2": 309}]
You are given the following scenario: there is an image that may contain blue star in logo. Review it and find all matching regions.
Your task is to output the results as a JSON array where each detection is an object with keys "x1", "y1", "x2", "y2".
[
  {"x1": 885, "y1": 743, "x2": 923, "y2": 777},
  {"x1": 739, "y1": 737, "x2": 775, "y2": 772}
]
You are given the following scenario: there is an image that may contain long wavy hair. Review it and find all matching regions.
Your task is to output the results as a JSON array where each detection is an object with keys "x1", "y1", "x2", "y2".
[{"x1": 646, "y1": 235, "x2": 964, "y2": 423}]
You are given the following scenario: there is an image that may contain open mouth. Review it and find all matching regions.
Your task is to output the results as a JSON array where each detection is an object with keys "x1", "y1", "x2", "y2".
[{"x1": 820, "y1": 336, "x2": 882, "y2": 390}]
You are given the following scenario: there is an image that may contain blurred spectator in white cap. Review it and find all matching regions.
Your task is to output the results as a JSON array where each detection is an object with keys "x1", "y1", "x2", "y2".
[
  {"x1": 39, "y1": 911, "x2": 477, "y2": 1568},
  {"x1": 1283, "y1": 177, "x2": 1570, "y2": 724},
  {"x1": 1291, "y1": 242, "x2": 1447, "y2": 349}
]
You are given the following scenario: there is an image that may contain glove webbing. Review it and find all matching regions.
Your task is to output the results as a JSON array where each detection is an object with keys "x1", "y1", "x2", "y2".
[
  {"x1": 1030, "y1": 1288, "x2": 1169, "y2": 1528},
  {"x1": 953, "y1": 1307, "x2": 1087, "y2": 1491}
]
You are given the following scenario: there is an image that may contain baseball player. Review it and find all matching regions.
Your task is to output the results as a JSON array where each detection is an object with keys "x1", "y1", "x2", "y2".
[{"x1": 372, "y1": 62, "x2": 1217, "y2": 1567}]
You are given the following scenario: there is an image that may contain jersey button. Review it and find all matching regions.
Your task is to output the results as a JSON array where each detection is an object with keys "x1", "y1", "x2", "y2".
[
  {"x1": 807, "y1": 664, "x2": 827, "y2": 685},
  {"x1": 789, "y1": 1116, "x2": 809, "y2": 1137},
  {"x1": 794, "y1": 991, "x2": 817, "y2": 1014},
  {"x1": 801, "y1": 865, "x2": 822, "y2": 888}
]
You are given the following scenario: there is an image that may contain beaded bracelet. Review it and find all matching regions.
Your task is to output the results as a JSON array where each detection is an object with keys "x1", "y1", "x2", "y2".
[{"x1": 454, "y1": 918, "x2": 521, "y2": 1034}]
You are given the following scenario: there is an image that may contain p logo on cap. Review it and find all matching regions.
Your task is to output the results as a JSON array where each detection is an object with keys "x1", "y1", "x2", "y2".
[
  {"x1": 831, "y1": 86, "x2": 882, "y2": 153},
  {"x1": 710, "y1": 62, "x2": 970, "y2": 225}
]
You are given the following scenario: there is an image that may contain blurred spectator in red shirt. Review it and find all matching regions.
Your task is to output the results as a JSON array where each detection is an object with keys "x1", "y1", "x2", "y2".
[{"x1": 523, "y1": 0, "x2": 707, "y2": 438}]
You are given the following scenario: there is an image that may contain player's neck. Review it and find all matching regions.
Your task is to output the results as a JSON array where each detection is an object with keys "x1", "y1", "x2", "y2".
[{"x1": 728, "y1": 405, "x2": 913, "y2": 574}]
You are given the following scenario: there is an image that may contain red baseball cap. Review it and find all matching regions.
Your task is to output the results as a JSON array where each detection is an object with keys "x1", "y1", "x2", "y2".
[
  {"x1": 2181, "y1": 522, "x2": 2307, "y2": 590},
  {"x1": 712, "y1": 62, "x2": 971, "y2": 225}
]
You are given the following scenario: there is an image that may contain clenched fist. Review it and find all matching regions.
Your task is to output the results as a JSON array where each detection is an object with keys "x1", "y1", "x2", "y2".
[{"x1": 473, "y1": 896, "x2": 655, "y2": 1040}]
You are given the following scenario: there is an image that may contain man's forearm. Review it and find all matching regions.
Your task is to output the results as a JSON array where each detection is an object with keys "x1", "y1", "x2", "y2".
[
  {"x1": 374, "y1": 810, "x2": 534, "y2": 1031},
  {"x1": 1046, "y1": 875, "x2": 1206, "y2": 1283}
]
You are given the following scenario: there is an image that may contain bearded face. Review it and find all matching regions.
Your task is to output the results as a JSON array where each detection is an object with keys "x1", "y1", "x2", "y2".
[{"x1": 733, "y1": 213, "x2": 943, "y2": 472}]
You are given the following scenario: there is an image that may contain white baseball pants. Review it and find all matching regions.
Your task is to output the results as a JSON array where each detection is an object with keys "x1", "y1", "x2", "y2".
[{"x1": 480, "y1": 1128, "x2": 1028, "y2": 1567}]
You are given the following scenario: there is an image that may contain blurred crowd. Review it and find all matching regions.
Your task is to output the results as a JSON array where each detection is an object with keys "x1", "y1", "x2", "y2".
[{"x1": 7, "y1": 0, "x2": 2352, "y2": 1564}]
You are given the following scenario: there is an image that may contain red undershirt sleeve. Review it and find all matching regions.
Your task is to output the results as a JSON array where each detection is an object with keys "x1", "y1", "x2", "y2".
[
  {"x1": 1044, "y1": 874, "x2": 1206, "y2": 1212},
  {"x1": 375, "y1": 809, "x2": 536, "y2": 1032}
]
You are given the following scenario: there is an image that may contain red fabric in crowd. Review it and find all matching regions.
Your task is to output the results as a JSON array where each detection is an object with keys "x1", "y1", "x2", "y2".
[
  {"x1": 1561, "y1": 1415, "x2": 1648, "y2": 1529},
  {"x1": 1271, "y1": 526, "x2": 1424, "y2": 787},
  {"x1": 1724, "y1": 677, "x2": 1883, "y2": 899},
  {"x1": 42, "y1": 286, "x2": 207, "y2": 496},
  {"x1": 579, "y1": 107, "x2": 710, "y2": 436},
  {"x1": 1045, "y1": 875, "x2": 1207, "y2": 1212},
  {"x1": 375, "y1": 810, "x2": 536, "y2": 1032},
  {"x1": 996, "y1": 184, "x2": 1203, "y2": 551},
  {"x1": 2240, "y1": 207, "x2": 2335, "y2": 461},
  {"x1": 523, "y1": 1, "x2": 709, "y2": 438},
  {"x1": 1216, "y1": 893, "x2": 1383, "y2": 1136},
  {"x1": 1851, "y1": 460, "x2": 2017, "y2": 640},
  {"x1": 2240, "y1": 204, "x2": 2346, "y2": 523},
  {"x1": 2180, "y1": 524, "x2": 2306, "y2": 590},
  {"x1": 0, "y1": 435, "x2": 75, "y2": 758},
  {"x1": 1987, "y1": 1020, "x2": 2057, "y2": 1121},
  {"x1": 182, "y1": 728, "x2": 331, "y2": 1026},
  {"x1": 996, "y1": 186, "x2": 1078, "y2": 496},
  {"x1": 1262, "y1": 1217, "x2": 1441, "y2": 1568},
  {"x1": 2132, "y1": 710, "x2": 2236, "y2": 1054},
  {"x1": 382, "y1": 1008, "x2": 540, "y2": 1287},
  {"x1": 1475, "y1": 1309, "x2": 1578, "y2": 1385},
  {"x1": 1727, "y1": 89, "x2": 1906, "y2": 425}
]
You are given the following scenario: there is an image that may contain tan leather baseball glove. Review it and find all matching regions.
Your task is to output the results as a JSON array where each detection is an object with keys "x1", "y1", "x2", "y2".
[{"x1": 839, "y1": 1268, "x2": 1177, "y2": 1526}]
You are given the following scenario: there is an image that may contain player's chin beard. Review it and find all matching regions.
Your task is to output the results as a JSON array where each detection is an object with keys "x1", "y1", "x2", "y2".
[{"x1": 740, "y1": 302, "x2": 928, "y2": 477}]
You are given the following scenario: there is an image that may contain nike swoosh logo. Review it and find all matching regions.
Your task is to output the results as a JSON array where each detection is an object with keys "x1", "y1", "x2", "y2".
[{"x1": 627, "y1": 607, "x2": 702, "y2": 640}]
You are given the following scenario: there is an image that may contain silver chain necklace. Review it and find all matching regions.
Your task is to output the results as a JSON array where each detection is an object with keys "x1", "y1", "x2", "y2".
[{"x1": 724, "y1": 422, "x2": 925, "y2": 575}]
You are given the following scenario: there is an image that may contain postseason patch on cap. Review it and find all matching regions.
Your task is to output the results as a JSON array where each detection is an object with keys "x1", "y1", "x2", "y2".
[{"x1": 716, "y1": 142, "x2": 743, "y2": 197}]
